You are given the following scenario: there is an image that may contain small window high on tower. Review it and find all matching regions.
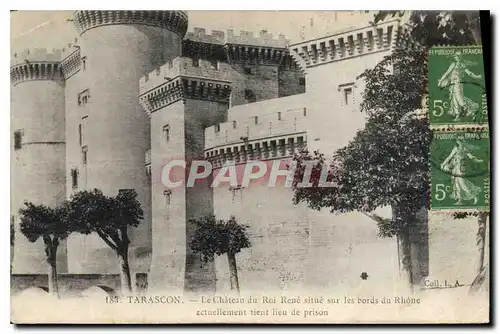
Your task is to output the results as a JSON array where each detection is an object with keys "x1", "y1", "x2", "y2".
[
  {"x1": 71, "y1": 169, "x2": 78, "y2": 189},
  {"x1": 344, "y1": 87, "x2": 353, "y2": 106},
  {"x1": 14, "y1": 130, "x2": 23, "y2": 150},
  {"x1": 163, "y1": 125, "x2": 170, "y2": 142},
  {"x1": 82, "y1": 146, "x2": 88, "y2": 165}
]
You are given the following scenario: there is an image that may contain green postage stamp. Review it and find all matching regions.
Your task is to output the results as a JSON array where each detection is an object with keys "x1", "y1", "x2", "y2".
[
  {"x1": 430, "y1": 128, "x2": 490, "y2": 211},
  {"x1": 428, "y1": 46, "x2": 487, "y2": 125}
]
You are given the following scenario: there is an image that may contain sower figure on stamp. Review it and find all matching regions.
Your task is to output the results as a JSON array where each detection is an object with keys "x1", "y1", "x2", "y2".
[
  {"x1": 440, "y1": 139, "x2": 483, "y2": 205},
  {"x1": 438, "y1": 52, "x2": 482, "y2": 120}
]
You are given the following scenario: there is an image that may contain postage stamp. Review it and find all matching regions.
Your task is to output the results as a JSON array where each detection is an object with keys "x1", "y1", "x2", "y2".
[
  {"x1": 430, "y1": 128, "x2": 490, "y2": 211},
  {"x1": 10, "y1": 10, "x2": 491, "y2": 325},
  {"x1": 428, "y1": 46, "x2": 487, "y2": 126}
]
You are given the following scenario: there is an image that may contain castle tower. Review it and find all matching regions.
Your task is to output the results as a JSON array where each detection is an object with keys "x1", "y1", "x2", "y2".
[
  {"x1": 10, "y1": 49, "x2": 67, "y2": 274},
  {"x1": 66, "y1": 11, "x2": 188, "y2": 277},
  {"x1": 139, "y1": 45, "x2": 232, "y2": 293}
]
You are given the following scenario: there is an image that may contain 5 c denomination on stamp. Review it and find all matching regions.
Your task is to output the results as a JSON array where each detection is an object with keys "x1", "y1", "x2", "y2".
[
  {"x1": 428, "y1": 46, "x2": 487, "y2": 126},
  {"x1": 430, "y1": 128, "x2": 490, "y2": 211}
]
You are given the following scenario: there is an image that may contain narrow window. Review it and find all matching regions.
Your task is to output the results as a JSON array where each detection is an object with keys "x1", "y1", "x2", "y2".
[
  {"x1": 78, "y1": 89, "x2": 90, "y2": 106},
  {"x1": 14, "y1": 130, "x2": 22, "y2": 150},
  {"x1": 344, "y1": 87, "x2": 353, "y2": 106},
  {"x1": 163, "y1": 125, "x2": 170, "y2": 142},
  {"x1": 254, "y1": 116, "x2": 259, "y2": 125},
  {"x1": 81, "y1": 56, "x2": 87, "y2": 71},
  {"x1": 82, "y1": 146, "x2": 88, "y2": 165},
  {"x1": 71, "y1": 169, "x2": 78, "y2": 189},
  {"x1": 78, "y1": 125, "x2": 82, "y2": 146},
  {"x1": 81, "y1": 116, "x2": 88, "y2": 146},
  {"x1": 215, "y1": 124, "x2": 221, "y2": 133},
  {"x1": 164, "y1": 190, "x2": 172, "y2": 206},
  {"x1": 278, "y1": 112, "x2": 282, "y2": 120},
  {"x1": 232, "y1": 120, "x2": 237, "y2": 129},
  {"x1": 303, "y1": 107, "x2": 307, "y2": 116}
]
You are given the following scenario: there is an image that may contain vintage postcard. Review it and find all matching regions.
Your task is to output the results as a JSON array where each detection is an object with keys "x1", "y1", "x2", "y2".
[{"x1": 10, "y1": 10, "x2": 490, "y2": 324}]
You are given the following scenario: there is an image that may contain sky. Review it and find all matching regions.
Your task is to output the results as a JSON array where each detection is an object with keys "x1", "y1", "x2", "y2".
[{"x1": 10, "y1": 10, "x2": 374, "y2": 53}]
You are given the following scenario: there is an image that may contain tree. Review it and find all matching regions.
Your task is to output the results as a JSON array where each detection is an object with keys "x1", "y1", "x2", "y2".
[
  {"x1": 19, "y1": 202, "x2": 70, "y2": 297},
  {"x1": 376, "y1": 10, "x2": 489, "y2": 292},
  {"x1": 67, "y1": 189, "x2": 143, "y2": 294},
  {"x1": 291, "y1": 10, "x2": 484, "y2": 289},
  {"x1": 10, "y1": 216, "x2": 15, "y2": 273},
  {"x1": 189, "y1": 215, "x2": 251, "y2": 294}
]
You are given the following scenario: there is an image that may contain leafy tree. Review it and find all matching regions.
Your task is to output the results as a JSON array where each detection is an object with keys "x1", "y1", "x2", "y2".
[
  {"x1": 291, "y1": 10, "x2": 485, "y2": 288},
  {"x1": 67, "y1": 188, "x2": 143, "y2": 294},
  {"x1": 377, "y1": 10, "x2": 489, "y2": 291},
  {"x1": 19, "y1": 202, "x2": 70, "y2": 297},
  {"x1": 189, "y1": 215, "x2": 251, "y2": 294}
]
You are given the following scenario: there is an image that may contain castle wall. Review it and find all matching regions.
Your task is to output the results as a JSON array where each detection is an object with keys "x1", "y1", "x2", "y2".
[
  {"x1": 11, "y1": 72, "x2": 67, "y2": 274},
  {"x1": 66, "y1": 22, "x2": 183, "y2": 275},
  {"x1": 213, "y1": 177, "x2": 310, "y2": 293},
  {"x1": 203, "y1": 22, "x2": 405, "y2": 292},
  {"x1": 148, "y1": 100, "x2": 187, "y2": 293},
  {"x1": 228, "y1": 64, "x2": 280, "y2": 106}
]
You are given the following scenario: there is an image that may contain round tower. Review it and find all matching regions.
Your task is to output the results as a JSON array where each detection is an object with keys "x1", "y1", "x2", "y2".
[
  {"x1": 10, "y1": 49, "x2": 67, "y2": 274},
  {"x1": 67, "y1": 11, "x2": 188, "y2": 276}
]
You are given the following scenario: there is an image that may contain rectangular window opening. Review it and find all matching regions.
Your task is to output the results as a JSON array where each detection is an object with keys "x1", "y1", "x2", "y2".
[
  {"x1": 163, "y1": 125, "x2": 170, "y2": 142},
  {"x1": 14, "y1": 130, "x2": 22, "y2": 150},
  {"x1": 82, "y1": 146, "x2": 88, "y2": 165},
  {"x1": 71, "y1": 169, "x2": 78, "y2": 189},
  {"x1": 344, "y1": 87, "x2": 353, "y2": 106},
  {"x1": 78, "y1": 89, "x2": 90, "y2": 106}
]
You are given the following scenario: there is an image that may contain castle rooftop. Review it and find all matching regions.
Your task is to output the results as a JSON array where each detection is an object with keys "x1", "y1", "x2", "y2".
[
  {"x1": 184, "y1": 27, "x2": 289, "y2": 48},
  {"x1": 11, "y1": 48, "x2": 63, "y2": 67}
]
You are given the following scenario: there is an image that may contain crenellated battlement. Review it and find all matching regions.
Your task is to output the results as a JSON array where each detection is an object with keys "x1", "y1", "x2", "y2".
[
  {"x1": 10, "y1": 48, "x2": 65, "y2": 86},
  {"x1": 290, "y1": 18, "x2": 401, "y2": 67},
  {"x1": 73, "y1": 10, "x2": 189, "y2": 37},
  {"x1": 183, "y1": 27, "x2": 289, "y2": 48},
  {"x1": 139, "y1": 57, "x2": 232, "y2": 116},
  {"x1": 226, "y1": 29, "x2": 288, "y2": 48},
  {"x1": 184, "y1": 27, "x2": 226, "y2": 45},
  {"x1": 139, "y1": 57, "x2": 231, "y2": 95},
  {"x1": 60, "y1": 38, "x2": 82, "y2": 79},
  {"x1": 224, "y1": 29, "x2": 289, "y2": 66},
  {"x1": 204, "y1": 105, "x2": 308, "y2": 167},
  {"x1": 11, "y1": 48, "x2": 63, "y2": 66}
]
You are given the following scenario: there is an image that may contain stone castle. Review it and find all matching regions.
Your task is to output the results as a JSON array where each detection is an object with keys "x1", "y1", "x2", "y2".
[{"x1": 12, "y1": 10, "x2": 448, "y2": 296}]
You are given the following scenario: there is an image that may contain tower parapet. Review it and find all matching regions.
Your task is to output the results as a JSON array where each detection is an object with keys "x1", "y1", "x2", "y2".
[
  {"x1": 60, "y1": 39, "x2": 82, "y2": 80},
  {"x1": 139, "y1": 58, "x2": 232, "y2": 116},
  {"x1": 73, "y1": 10, "x2": 189, "y2": 37},
  {"x1": 204, "y1": 105, "x2": 308, "y2": 168},
  {"x1": 184, "y1": 27, "x2": 226, "y2": 45},
  {"x1": 226, "y1": 30, "x2": 289, "y2": 65},
  {"x1": 10, "y1": 49, "x2": 64, "y2": 86},
  {"x1": 290, "y1": 18, "x2": 401, "y2": 68}
]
